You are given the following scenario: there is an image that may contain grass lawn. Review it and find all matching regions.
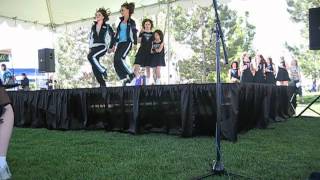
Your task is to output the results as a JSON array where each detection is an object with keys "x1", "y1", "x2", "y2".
[
  {"x1": 8, "y1": 117, "x2": 320, "y2": 180},
  {"x1": 296, "y1": 92, "x2": 320, "y2": 117},
  {"x1": 7, "y1": 93, "x2": 320, "y2": 180}
]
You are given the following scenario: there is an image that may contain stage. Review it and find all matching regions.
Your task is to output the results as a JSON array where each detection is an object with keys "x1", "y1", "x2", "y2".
[{"x1": 7, "y1": 83, "x2": 294, "y2": 141}]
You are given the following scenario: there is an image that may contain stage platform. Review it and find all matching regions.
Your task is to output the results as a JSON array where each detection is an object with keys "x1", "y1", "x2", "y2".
[{"x1": 8, "y1": 83, "x2": 294, "y2": 141}]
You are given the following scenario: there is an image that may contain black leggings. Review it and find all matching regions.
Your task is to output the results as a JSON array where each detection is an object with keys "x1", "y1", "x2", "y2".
[
  {"x1": 291, "y1": 80, "x2": 302, "y2": 109},
  {"x1": 87, "y1": 46, "x2": 107, "y2": 86},
  {"x1": 114, "y1": 42, "x2": 132, "y2": 80}
]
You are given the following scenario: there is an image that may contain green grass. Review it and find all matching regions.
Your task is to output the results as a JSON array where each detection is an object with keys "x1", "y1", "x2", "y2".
[
  {"x1": 7, "y1": 116, "x2": 320, "y2": 180},
  {"x1": 296, "y1": 92, "x2": 320, "y2": 117}
]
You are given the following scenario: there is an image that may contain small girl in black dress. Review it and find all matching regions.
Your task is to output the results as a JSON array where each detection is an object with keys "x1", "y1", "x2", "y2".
[
  {"x1": 133, "y1": 19, "x2": 154, "y2": 85},
  {"x1": 254, "y1": 54, "x2": 266, "y2": 83},
  {"x1": 240, "y1": 52, "x2": 254, "y2": 83},
  {"x1": 150, "y1": 30, "x2": 165, "y2": 85},
  {"x1": 276, "y1": 57, "x2": 290, "y2": 86},
  {"x1": 265, "y1": 57, "x2": 276, "y2": 84},
  {"x1": 229, "y1": 61, "x2": 240, "y2": 83}
]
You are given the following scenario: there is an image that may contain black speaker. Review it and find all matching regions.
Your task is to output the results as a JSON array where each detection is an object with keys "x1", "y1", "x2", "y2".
[
  {"x1": 309, "y1": 7, "x2": 320, "y2": 50},
  {"x1": 38, "y1": 48, "x2": 55, "y2": 72}
]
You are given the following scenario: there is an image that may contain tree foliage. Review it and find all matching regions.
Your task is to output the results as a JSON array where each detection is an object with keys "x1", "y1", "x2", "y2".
[
  {"x1": 286, "y1": 0, "x2": 320, "y2": 79},
  {"x1": 170, "y1": 4, "x2": 256, "y2": 82},
  {"x1": 55, "y1": 28, "x2": 118, "y2": 88},
  {"x1": 287, "y1": 0, "x2": 320, "y2": 24}
]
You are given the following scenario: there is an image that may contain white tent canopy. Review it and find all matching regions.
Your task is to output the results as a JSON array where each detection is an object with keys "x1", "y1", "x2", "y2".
[
  {"x1": 0, "y1": 0, "x2": 213, "y2": 84},
  {"x1": 0, "y1": 0, "x2": 159, "y2": 28},
  {"x1": 0, "y1": 0, "x2": 213, "y2": 29}
]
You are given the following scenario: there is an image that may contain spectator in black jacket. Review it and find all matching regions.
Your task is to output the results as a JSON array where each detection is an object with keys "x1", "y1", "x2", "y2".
[{"x1": 20, "y1": 73, "x2": 30, "y2": 91}]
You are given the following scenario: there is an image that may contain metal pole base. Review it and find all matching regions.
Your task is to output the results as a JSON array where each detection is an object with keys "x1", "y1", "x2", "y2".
[
  {"x1": 296, "y1": 95, "x2": 320, "y2": 118},
  {"x1": 193, "y1": 167, "x2": 248, "y2": 180},
  {"x1": 212, "y1": 160, "x2": 225, "y2": 174}
]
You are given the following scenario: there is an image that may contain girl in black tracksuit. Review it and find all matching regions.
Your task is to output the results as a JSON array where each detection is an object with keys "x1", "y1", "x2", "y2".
[
  {"x1": 114, "y1": 2, "x2": 138, "y2": 85},
  {"x1": 88, "y1": 8, "x2": 115, "y2": 87}
]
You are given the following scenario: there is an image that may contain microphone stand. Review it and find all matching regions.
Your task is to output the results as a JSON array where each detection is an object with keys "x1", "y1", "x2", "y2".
[{"x1": 193, "y1": 0, "x2": 249, "y2": 179}]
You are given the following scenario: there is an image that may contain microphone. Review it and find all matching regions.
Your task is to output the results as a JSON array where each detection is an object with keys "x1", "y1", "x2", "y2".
[
  {"x1": 213, "y1": 0, "x2": 218, "y2": 9},
  {"x1": 212, "y1": 0, "x2": 228, "y2": 64}
]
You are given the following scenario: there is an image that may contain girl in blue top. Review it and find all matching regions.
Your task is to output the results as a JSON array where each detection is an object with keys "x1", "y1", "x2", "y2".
[{"x1": 114, "y1": 2, "x2": 138, "y2": 86}]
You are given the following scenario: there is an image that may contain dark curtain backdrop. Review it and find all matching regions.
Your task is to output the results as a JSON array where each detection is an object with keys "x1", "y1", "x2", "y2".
[{"x1": 8, "y1": 83, "x2": 294, "y2": 141}]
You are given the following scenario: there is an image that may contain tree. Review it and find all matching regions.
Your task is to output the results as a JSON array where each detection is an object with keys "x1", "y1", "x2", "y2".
[
  {"x1": 55, "y1": 28, "x2": 88, "y2": 88},
  {"x1": 170, "y1": 4, "x2": 255, "y2": 83},
  {"x1": 287, "y1": 0, "x2": 320, "y2": 24},
  {"x1": 286, "y1": 0, "x2": 320, "y2": 80},
  {"x1": 55, "y1": 27, "x2": 118, "y2": 88}
]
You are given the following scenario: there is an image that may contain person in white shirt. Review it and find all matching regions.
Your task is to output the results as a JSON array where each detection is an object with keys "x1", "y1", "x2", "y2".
[
  {"x1": 0, "y1": 87, "x2": 14, "y2": 179},
  {"x1": 289, "y1": 59, "x2": 303, "y2": 107},
  {"x1": 289, "y1": 59, "x2": 302, "y2": 96}
]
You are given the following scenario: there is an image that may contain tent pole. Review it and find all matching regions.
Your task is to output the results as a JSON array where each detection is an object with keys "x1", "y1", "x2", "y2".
[
  {"x1": 45, "y1": 0, "x2": 55, "y2": 30},
  {"x1": 167, "y1": 1, "x2": 171, "y2": 84}
]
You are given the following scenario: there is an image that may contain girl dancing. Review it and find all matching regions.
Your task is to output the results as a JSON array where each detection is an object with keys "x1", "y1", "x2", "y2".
[
  {"x1": 87, "y1": 8, "x2": 115, "y2": 87},
  {"x1": 133, "y1": 19, "x2": 154, "y2": 85},
  {"x1": 114, "y1": 2, "x2": 138, "y2": 86},
  {"x1": 150, "y1": 30, "x2": 165, "y2": 85}
]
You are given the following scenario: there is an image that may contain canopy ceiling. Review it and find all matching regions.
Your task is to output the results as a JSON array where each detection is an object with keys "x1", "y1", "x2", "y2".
[
  {"x1": 0, "y1": 0, "x2": 215, "y2": 30},
  {"x1": 0, "y1": 0, "x2": 160, "y2": 28}
]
